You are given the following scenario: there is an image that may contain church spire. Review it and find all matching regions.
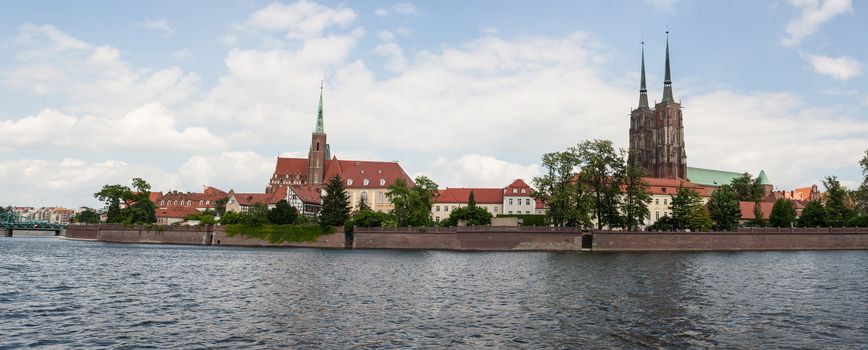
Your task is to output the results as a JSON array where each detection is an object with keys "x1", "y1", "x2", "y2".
[
  {"x1": 639, "y1": 41, "x2": 649, "y2": 108},
  {"x1": 315, "y1": 81, "x2": 324, "y2": 134},
  {"x1": 662, "y1": 31, "x2": 674, "y2": 103}
]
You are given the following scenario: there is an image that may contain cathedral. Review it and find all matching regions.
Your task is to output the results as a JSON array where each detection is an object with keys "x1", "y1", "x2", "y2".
[{"x1": 629, "y1": 33, "x2": 687, "y2": 179}]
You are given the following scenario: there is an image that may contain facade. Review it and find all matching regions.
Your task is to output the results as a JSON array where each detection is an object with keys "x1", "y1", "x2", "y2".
[
  {"x1": 156, "y1": 186, "x2": 227, "y2": 211},
  {"x1": 629, "y1": 35, "x2": 687, "y2": 179},
  {"x1": 502, "y1": 179, "x2": 535, "y2": 215},
  {"x1": 643, "y1": 178, "x2": 713, "y2": 226},
  {"x1": 156, "y1": 207, "x2": 199, "y2": 225},
  {"x1": 226, "y1": 187, "x2": 288, "y2": 213},
  {"x1": 265, "y1": 84, "x2": 413, "y2": 213},
  {"x1": 287, "y1": 185, "x2": 322, "y2": 217}
]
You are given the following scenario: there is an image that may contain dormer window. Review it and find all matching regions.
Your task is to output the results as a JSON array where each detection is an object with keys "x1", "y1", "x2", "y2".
[
  {"x1": 347, "y1": 179, "x2": 354, "y2": 186},
  {"x1": 521, "y1": 189, "x2": 526, "y2": 193},
  {"x1": 363, "y1": 179, "x2": 369, "y2": 186},
  {"x1": 513, "y1": 189, "x2": 518, "y2": 193},
  {"x1": 379, "y1": 179, "x2": 386, "y2": 186}
]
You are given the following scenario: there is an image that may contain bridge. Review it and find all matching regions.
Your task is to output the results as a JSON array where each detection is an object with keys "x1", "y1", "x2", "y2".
[{"x1": 1, "y1": 212, "x2": 66, "y2": 237}]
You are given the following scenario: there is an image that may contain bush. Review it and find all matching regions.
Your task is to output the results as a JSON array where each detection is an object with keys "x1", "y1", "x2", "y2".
[
  {"x1": 352, "y1": 210, "x2": 394, "y2": 227},
  {"x1": 846, "y1": 215, "x2": 868, "y2": 227},
  {"x1": 225, "y1": 224, "x2": 334, "y2": 243},
  {"x1": 220, "y1": 211, "x2": 244, "y2": 225}
]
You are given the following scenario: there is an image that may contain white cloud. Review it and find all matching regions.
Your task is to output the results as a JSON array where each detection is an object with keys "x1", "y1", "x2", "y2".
[
  {"x1": 375, "y1": 2, "x2": 418, "y2": 16},
  {"x1": 244, "y1": 0, "x2": 357, "y2": 39},
  {"x1": 417, "y1": 154, "x2": 541, "y2": 188},
  {"x1": 374, "y1": 42, "x2": 407, "y2": 72},
  {"x1": 0, "y1": 104, "x2": 225, "y2": 153},
  {"x1": 177, "y1": 151, "x2": 275, "y2": 193},
  {"x1": 15, "y1": 23, "x2": 92, "y2": 58},
  {"x1": 133, "y1": 19, "x2": 174, "y2": 37},
  {"x1": 782, "y1": 0, "x2": 852, "y2": 46},
  {"x1": 644, "y1": 0, "x2": 677, "y2": 13},
  {"x1": 171, "y1": 49, "x2": 192, "y2": 60},
  {"x1": 687, "y1": 90, "x2": 868, "y2": 189},
  {"x1": 804, "y1": 53, "x2": 862, "y2": 80},
  {"x1": 378, "y1": 30, "x2": 396, "y2": 42}
]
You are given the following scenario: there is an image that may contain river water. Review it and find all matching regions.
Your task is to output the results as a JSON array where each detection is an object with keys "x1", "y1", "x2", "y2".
[{"x1": 1, "y1": 237, "x2": 867, "y2": 349}]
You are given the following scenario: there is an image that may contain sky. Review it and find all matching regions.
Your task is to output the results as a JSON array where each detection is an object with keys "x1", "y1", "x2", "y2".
[{"x1": 0, "y1": 0, "x2": 866, "y2": 208}]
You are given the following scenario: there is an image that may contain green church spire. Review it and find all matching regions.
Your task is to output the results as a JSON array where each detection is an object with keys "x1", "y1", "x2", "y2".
[
  {"x1": 315, "y1": 81, "x2": 324, "y2": 134},
  {"x1": 662, "y1": 31, "x2": 675, "y2": 103},
  {"x1": 639, "y1": 41, "x2": 649, "y2": 108}
]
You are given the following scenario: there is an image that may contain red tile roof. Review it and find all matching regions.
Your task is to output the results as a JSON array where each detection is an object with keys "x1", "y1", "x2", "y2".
[
  {"x1": 434, "y1": 188, "x2": 503, "y2": 204},
  {"x1": 230, "y1": 186, "x2": 287, "y2": 206},
  {"x1": 274, "y1": 157, "x2": 309, "y2": 176},
  {"x1": 739, "y1": 201, "x2": 774, "y2": 220},
  {"x1": 156, "y1": 207, "x2": 200, "y2": 219},
  {"x1": 323, "y1": 157, "x2": 413, "y2": 189},
  {"x1": 641, "y1": 177, "x2": 714, "y2": 197},
  {"x1": 503, "y1": 179, "x2": 533, "y2": 197},
  {"x1": 159, "y1": 187, "x2": 228, "y2": 208},
  {"x1": 289, "y1": 185, "x2": 322, "y2": 204}
]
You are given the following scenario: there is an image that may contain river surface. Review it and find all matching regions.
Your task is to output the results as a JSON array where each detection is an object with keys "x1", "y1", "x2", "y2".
[{"x1": 1, "y1": 237, "x2": 867, "y2": 349}]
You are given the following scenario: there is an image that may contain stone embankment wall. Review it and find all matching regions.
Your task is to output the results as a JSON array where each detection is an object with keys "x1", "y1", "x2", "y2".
[
  {"x1": 353, "y1": 226, "x2": 586, "y2": 251},
  {"x1": 592, "y1": 227, "x2": 868, "y2": 251},
  {"x1": 64, "y1": 224, "x2": 344, "y2": 248}
]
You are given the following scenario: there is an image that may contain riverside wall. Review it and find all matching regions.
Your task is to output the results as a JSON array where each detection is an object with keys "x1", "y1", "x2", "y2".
[
  {"x1": 353, "y1": 226, "x2": 587, "y2": 251},
  {"x1": 64, "y1": 224, "x2": 344, "y2": 248},
  {"x1": 592, "y1": 227, "x2": 868, "y2": 251}
]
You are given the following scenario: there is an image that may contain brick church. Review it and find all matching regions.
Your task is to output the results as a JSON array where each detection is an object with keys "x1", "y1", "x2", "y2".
[
  {"x1": 629, "y1": 33, "x2": 688, "y2": 179},
  {"x1": 265, "y1": 85, "x2": 413, "y2": 213}
]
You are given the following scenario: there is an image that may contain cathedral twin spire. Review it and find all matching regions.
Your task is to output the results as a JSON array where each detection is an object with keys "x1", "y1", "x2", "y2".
[
  {"x1": 315, "y1": 80, "x2": 325, "y2": 134},
  {"x1": 638, "y1": 32, "x2": 676, "y2": 107}
]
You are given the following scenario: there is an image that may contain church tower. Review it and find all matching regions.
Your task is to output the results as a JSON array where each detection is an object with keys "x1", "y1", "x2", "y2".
[
  {"x1": 651, "y1": 32, "x2": 687, "y2": 179},
  {"x1": 629, "y1": 42, "x2": 654, "y2": 170},
  {"x1": 307, "y1": 82, "x2": 329, "y2": 184}
]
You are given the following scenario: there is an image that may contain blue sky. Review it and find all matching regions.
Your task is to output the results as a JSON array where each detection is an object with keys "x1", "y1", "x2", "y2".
[{"x1": 0, "y1": 0, "x2": 866, "y2": 207}]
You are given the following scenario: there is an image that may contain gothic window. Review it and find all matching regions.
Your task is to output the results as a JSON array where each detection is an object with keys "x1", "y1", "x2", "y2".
[{"x1": 316, "y1": 142, "x2": 320, "y2": 151}]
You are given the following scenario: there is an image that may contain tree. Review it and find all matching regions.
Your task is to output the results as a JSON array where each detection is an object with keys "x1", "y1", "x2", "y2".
[
  {"x1": 533, "y1": 151, "x2": 591, "y2": 227},
  {"x1": 352, "y1": 209, "x2": 394, "y2": 227},
  {"x1": 768, "y1": 198, "x2": 796, "y2": 228},
  {"x1": 689, "y1": 207, "x2": 714, "y2": 232},
  {"x1": 244, "y1": 202, "x2": 269, "y2": 226},
  {"x1": 74, "y1": 209, "x2": 101, "y2": 224},
  {"x1": 731, "y1": 173, "x2": 764, "y2": 202},
  {"x1": 669, "y1": 184, "x2": 704, "y2": 230},
  {"x1": 621, "y1": 159, "x2": 651, "y2": 231},
  {"x1": 748, "y1": 201, "x2": 767, "y2": 227},
  {"x1": 441, "y1": 191, "x2": 493, "y2": 226},
  {"x1": 708, "y1": 185, "x2": 741, "y2": 231},
  {"x1": 575, "y1": 139, "x2": 625, "y2": 229},
  {"x1": 94, "y1": 184, "x2": 131, "y2": 223},
  {"x1": 126, "y1": 178, "x2": 157, "y2": 224},
  {"x1": 268, "y1": 200, "x2": 298, "y2": 225},
  {"x1": 797, "y1": 200, "x2": 827, "y2": 227},
  {"x1": 319, "y1": 175, "x2": 350, "y2": 227},
  {"x1": 215, "y1": 196, "x2": 229, "y2": 216},
  {"x1": 855, "y1": 148, "x2": 868, "y2": 214},
  {"x1": 823, "y1": 176, "x2": 853, "y2": 227},
  {"x1": 220, "y1": 211, "x2": 244, "y2": 225},
  {"x1": 647, "y1": 215, "x2": 675, "y2": 231},
  {"x1": 387, "y1": 176, "x2": 439, "y2": 227}
]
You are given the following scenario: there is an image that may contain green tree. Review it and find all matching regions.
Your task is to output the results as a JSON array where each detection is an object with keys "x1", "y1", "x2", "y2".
[
  {"x1": 441, "y1": 191, "x2": 493, "y2": 226},
  {"x1": 797, "y1": 200, "x2": 827, "y2": 227},
  {"x1": 748, "y1": 201, "x2": 767, "y2": 227},
  {"x1": 268, "y1": 200, "x2": 298, "y2": 225},
  {"x1": 533, "y1": 151, "x2": 591, "y2": 227},
  {"x1": 731, "y1": 173, "x2": 764, "y2": 202},
  {"x1": 125, "y1": 178, "x2": 156, "y2": 224},
  {"x1": 689, "y1": 207, "x2": 714, "y2": 232},
  {"x1": 94, "y1": 184, "x2": 131, "y2": 223},
  {"x1": 855, "y1": 148, "x2": 868, "y2": 214},
  {"x1": 621, "y1": 159, "x2": 651, "y2": 231},
  {"x1": 823, "y1": 176, "x2": 853, "y2": 227},
  {"x1": 575, "y1": 139, "x2": 625, "y2": 230},
  {"x1": 214, "y1": 196, "x2": 229, "y2": 216},
  {"x1": 244, "y1": 202, "x2": 270, "y2": 226},
  {"x1": 708, "y1": 185, "x2": 742, "y2": 231},
  {"x1": 352, "y1": 209, "x2": 394, "y2": 227},
  {"x1": 74, "y1": 209, "x2": 101, "y2": 224},
  {"x1": 768, "y1": 198, "x2": 796, "y2": 228},
  {"x1": 220, "y1": 211, "x2": 244, "y2": 225},
  {"x1": 387, "y1": 176, "x2": 439, "y2": 227},
  {"x1": 669, "y1": 184, "x2": 704, "y2": 230},
  {"x1": 319, "y1": 175, "x2": 350, "y2": 227}
]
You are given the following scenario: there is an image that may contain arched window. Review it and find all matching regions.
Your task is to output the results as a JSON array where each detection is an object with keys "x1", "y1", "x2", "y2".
[
  {"x1": 361, "y1": 191, "x2": 368, "y2": 205},
  {"x1": 316, "y1": 142, "x2": 320, "y2": 151},
  {"x1": 363, "y1": 179, "x2": 369, "y2": 186},
  {"x1": 379, "y1": 179, "x2": 386, "y2": 186},
  {"x1": 347, "y1": 179, "x2": 354, "y2": 186}
]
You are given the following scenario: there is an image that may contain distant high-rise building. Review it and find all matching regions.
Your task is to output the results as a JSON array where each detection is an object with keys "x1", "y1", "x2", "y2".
[{"x1": 629, "y1": 32, "x2": 687, "y2": 179}]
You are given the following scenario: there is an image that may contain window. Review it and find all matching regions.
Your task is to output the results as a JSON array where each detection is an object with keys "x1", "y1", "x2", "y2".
[
  {"x1": 361, "y1": 191, "x2": 368, "y2": 206},
  {"x1": 160, "y1": 200, "x2": 165, "y2": 205},
  {"x1": 521, "y1": 189, "x2": 526, "y2": 193},
  {"x1": 378, "y1": 192, "x2": 384, "y2": 204},
  {"x1": 655, "y1": 199, "x2": 659, "y2": 205},
  {"x1": 526, "y1": 211, "x2": 530, "y2": 214},
  {"x1": 509, "y1": 198, "x2": 513, "y2": 205},
  {"x1": 435, "y1": 216, "x2": 440, "y2": 221},
  {"x1": 316, "y1": 142, "x2": 320, "y2": 151},
  {"x1": 445, "y1": 206, "x2": 449, "y2": 212},
  {"x1": 187, "y1": 200, "x2": 191, "y2": 205},
  {"x1": 656, "y1": 211, "x2": 659, "y2": 219},
  {"x1": 347, "y1": 179, "x2": 354, "y2": 186},
  {"x1": 509, "y1": 210, "x2": 513, "y2": 214},
  {"x1": 525, "y1": 199, "x2": 531, "y2": 205},
  {"x1": 662, "y1": 187, "x2": 667, "y2": 193},
  {"x1": 494, "y1": 206, "x2": 499, "y2": 213},
  {"x1": 379, "y1": 179, "x2": 386, "y2": 186},
  {"x1": 664, "y1": 199, "x2": 668, "y2": 205},
  {"x1": 436, "y1": 205, "x2": 440, "y2": 212},
  {"x1": 363, "y1": 179, "x2": 370, "y2": 186},
  {"x1": 199, "y1": 200, "x2": 203, "y2": 205},
  {"x1": 513, "y1": 189, "x2": 518, "y2": 193}
]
